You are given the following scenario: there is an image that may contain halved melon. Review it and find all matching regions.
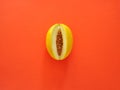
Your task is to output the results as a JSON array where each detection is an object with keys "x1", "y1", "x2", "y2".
[{"x1": 46, "y1": 24, "x2": 73, "y2": 60}]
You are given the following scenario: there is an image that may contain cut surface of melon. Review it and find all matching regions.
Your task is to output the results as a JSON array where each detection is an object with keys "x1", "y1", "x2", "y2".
[{"x1": 46, "y1": 24, "x2": 73, "y2": 60}]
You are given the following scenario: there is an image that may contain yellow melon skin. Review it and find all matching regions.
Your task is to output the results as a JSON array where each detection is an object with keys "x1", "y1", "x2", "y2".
[{"x1": 46, "y1": 23, "x2": 73, "y2": 60}]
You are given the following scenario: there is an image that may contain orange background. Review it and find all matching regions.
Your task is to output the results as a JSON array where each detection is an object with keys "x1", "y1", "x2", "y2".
[{"x1": 0, "y1": 0, "x2": 120, "y2": 90}]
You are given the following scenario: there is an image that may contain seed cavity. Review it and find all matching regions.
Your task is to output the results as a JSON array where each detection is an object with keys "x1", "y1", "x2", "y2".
[{"x1": 56, "y1": 29, "x2": 63, "y2": 56}]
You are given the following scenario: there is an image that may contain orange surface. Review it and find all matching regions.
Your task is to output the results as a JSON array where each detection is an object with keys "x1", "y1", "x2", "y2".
[{"x1": 0, "y1": 0, "x2": 120, "y2": 90}]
